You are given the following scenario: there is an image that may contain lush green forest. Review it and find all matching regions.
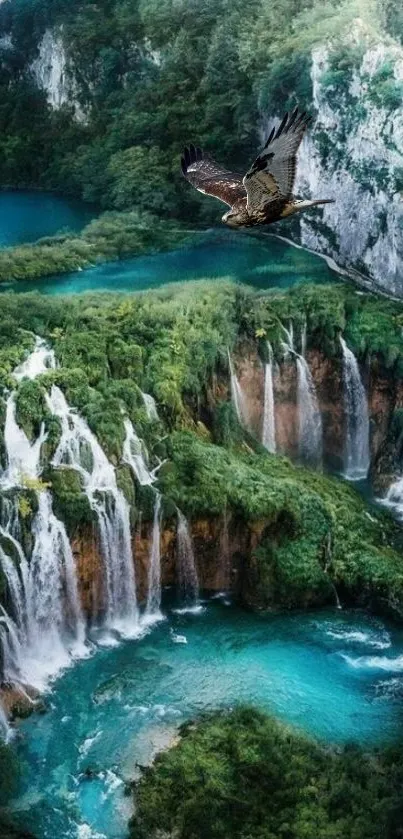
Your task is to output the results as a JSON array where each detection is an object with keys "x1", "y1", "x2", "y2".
[
  {"x1": 131, "y1": 707, "x2": 403, "y2": 839},
  {"x1": 1, "y1": 280, "x2": 403, "y2": 835},
  {"x1": 0, "y1": 0, "x2": 399, "y2": 282},
  {"x1": 0, "y1": 280, "x2": 403, "y2": 612},
  {"x1": 0, "y1": 0, "x2": 397, "y2": 218}
]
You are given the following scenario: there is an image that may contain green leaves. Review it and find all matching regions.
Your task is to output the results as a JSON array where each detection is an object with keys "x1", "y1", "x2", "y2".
[{"x1": 130, "y1": 707, "x2": 403, "y2": 839}]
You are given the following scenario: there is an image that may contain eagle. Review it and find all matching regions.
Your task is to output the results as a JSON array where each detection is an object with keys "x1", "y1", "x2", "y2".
[{"x1": 181, "y1": 108, "x2": 334, "y2": 228}]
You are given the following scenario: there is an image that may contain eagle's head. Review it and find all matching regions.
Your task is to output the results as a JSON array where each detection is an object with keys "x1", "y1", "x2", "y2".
[{"x1": 222, "y1": 209, "x2": 245, "y2": 228}]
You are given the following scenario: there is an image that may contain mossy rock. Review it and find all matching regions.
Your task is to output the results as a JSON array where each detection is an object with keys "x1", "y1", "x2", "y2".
[
  {"x1": 116, "y1": 464, "x2": 136, "y2": 506},
  {"x1": 49, "y1": 466, "x2": 94, "y2": 535}
]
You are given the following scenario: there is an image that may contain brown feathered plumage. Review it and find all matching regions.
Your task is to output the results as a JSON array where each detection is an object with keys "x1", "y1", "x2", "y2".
[{"x1": 181, "y1": 109, "x2": 334, "y2": 228}]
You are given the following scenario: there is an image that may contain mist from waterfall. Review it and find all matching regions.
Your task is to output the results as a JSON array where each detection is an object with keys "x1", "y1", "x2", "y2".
[
  {"x1": 262, "y1": 342, "x2": 276, "y2": 453},
  {"x1": 176, "y1": 511, "x2": 199, "y2": 609},
  {"x1": 228, "y1": 351, "x2": 250, "y2": 429},
  {"x1": 340, "y1": 337, "x2": 370, "y2": 480},
  {"x1": 145, "y1": 493, "x2": 162, "y2": 620},
  {"x1": 47, "y1": 385, "x2": 139, "y2": 635}
]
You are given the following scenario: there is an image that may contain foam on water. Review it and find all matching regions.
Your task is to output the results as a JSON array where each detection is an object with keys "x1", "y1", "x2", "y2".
[
  {"x1": 326, "y1": 628, "x2": 391, "y2": 649},
  {"x1": 342, "y1": 653, "x2": 403, "y2": 672}
]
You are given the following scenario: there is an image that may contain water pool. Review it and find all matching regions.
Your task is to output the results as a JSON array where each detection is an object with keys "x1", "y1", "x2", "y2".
[{"x1": 10, "y1": 602, "x2": 403, "y2": 839}]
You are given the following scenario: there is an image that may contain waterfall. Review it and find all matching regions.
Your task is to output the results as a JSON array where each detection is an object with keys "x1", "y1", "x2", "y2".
[
  {"x1": 0, "y1": 699, "x2": 10, "y2": 742},
  {"x1": 30, "y1": 492, "x2": 85, "y2": 645},
  {"x1": 301, "y1": 320, "x2": 307, "y2": 358},
  {"x1": 339, "y1": 337, "x2": 370, "y2": 480},
  {"x1": 176, "y1": 511, "x2": 199, "y2": 609},
  {"x1": 296, "y1": 355, "x2": 323, "y2": 467},
  {"x1": 145, "y1": 494, "x2": 162, "y2": 619},
  {"x1": 142, "y1": 392, "x2": 159, "y2": 422},
  {"x1": 0, "y1": 496, "x2": 86, "y2": 692},
  {"x1": 281, "y1": 322, "x2": 295, "y2": 356},
  {"x1": 0, "y1": 342, "x2": 87, "y2": 691},
  {"x1": 122, "y1": 417, "x2": 154, "y2": 486},
  {"x1": 382, "y1": 477, "x2": 403, "y2": 519},
  {"x1": 13, "y1": 336, "x2": 56, "y2": 381},
  {"x1": 228, "y1": 351, "x2": 250, "y2": 428},
  {"x1": 2, "y1": 395, "x2": 47, "y2": 488},
  {"x1": 262, "y1": 342, "x2": 276, "y2": 453},
  {"x1": 47, "y1": 385, "x2": 139, "y2": 635}
]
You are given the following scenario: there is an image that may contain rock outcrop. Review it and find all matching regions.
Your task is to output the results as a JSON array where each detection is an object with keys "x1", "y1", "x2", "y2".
[
  {"x1": 30, "y1": 29, "x2": 85, "y2": 120},
  {"x1": 292, "y1": 23, "x2": 403, "y2": 296}
]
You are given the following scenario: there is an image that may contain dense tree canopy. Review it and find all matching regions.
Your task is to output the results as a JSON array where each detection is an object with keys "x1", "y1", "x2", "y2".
[
  {"x1": 131, "y1": 707, "x2": 403, "y2": 839},
  {"x1": 0, "y1": 0, "x2": 397, "y2": 221}
]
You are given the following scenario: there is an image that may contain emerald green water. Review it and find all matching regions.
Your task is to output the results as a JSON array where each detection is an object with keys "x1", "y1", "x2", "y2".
[
  {"x1": 10, "y1": 602, "x2": 403, "y2": 839},
  {"x1": 0, "y1": 191, "x2": 95, "y2": 246},
  {"x1": 4, "y1": 230, "x2": 338, "y2": 295}
]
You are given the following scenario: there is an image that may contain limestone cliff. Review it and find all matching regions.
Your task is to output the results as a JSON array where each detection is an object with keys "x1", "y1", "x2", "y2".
[
  {"x1": 30, "y1": 29, "x2": 85, "y2": 120},
  {"x1": 290, "y1": 22, "x2": 403, "y2": 295}
]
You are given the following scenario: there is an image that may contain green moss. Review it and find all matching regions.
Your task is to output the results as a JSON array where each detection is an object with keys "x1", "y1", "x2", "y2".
[
  {"x1": 15, "y1": 379, "x2": 47, "y2": 442},
  {"x1": 158, "y1": 431, "x2": 403, "y2": 611},
  {"x1": 116, "y1": 464, "x2": 136, "y2": 508}
]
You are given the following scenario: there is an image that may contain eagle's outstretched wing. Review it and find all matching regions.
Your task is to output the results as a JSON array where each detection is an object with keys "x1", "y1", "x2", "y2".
[
  {"x1": 243, "y1": 109, "x2": 311, "y2": 213},
  {"x1": 181, "y1": 144, "x2": 246, "y2": 207}
]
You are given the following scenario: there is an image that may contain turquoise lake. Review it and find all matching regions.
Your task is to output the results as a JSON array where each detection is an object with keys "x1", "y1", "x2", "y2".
[
  {"x1": 0, "y1": 191, "x2": 95, "y2": 247},
  {"x1": 10, "y1": 601, "x2": 403, "y2": 839},
  {"x1": 3, "y1": 229, "x2": 338, "y2": 295}
]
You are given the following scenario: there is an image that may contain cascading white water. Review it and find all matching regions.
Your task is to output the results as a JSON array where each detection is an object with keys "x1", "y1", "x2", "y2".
[
  {"x1": 47, "y1": 385, "x2": 139, "y2": 634},
  {"x1": 281, "y1": 323, "x2": 322, "y2": 467},
  {"x1": 176, "y1": 511, "x2": 199, "y2": 608},
  {"x1": 301, "y1": 320, "x2": 307, "y2": 358},
  {"x1": 0, "y1": 494, "x2": 86, "y2": 691},
  {"x1": 142, "y1": 392, "x2": 159, "y2": 422},
  {"x1": 122, "y1": 417, "x2": 154, "y2": 486},
  {"x1": 228, "y1": 351, "x2": 250, "y2": 429},
  {"x1": 13, "y1": 337, "x2": 56, "y2": 381},
  {"x1": 0, "y1": 699, "x2": 10, "y2": 742},
  {"x1": 2, "y1": 395, "x2": 47, "y2": 488},
  {"x1": 281, "y1": 322, "x2": 295, "y2": 356},
  {"x1": 381, "y1": 477, "x2": 403, "y2": 520},
  {"x1": 340, "y1": 337, "x2": 370, "y2": 480},
  {"x1": 296, "y1": 355, "x2": 323, "y2": 467},
  {"x1": 0, "y1": 342, "x2": 87, "y2": 691},
  {"x1": 145, "y1": 493, "x2": 162, "y2": 619},
  {"x1": 262, "y1": 342, "x2": 276, "y2": 453},
  {"x1": 30, "y1": 492, "x2": 85, "y2": 644}
]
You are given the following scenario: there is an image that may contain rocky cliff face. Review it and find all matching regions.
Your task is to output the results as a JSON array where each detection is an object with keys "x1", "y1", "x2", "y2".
[
  {"x1": 30, "y1": 29, "x2": 85, "y2": 120},
  {"x1": 233, "y1": 345, "x2": 401, "y2": 483},
  {"x1": 292, "y1": 22, "x2": 403, "y2": 296}
]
